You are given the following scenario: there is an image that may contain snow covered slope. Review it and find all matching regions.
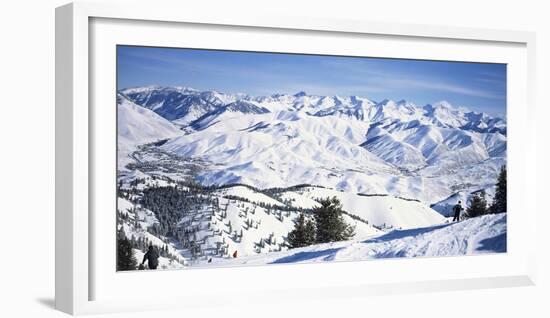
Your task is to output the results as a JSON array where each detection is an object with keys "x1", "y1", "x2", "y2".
[
  {"x1": 118, "y1": 180, "x2": 384, "y2": 266},
  {"x1": 199, "y1": 213, "x2": 506, "y2": 267},
  {"x1": 181, "y1": 187, "x2": 382, "y2": 263},
  {"x1": 118, "y1": 93, "x2": 182, "y2": 146},
  {"x1": 117, "y1": 93, "x2": 183, "y2": 169},
  {"x1": 117, "y1": 174, "x2": 450, "y2": 265},
  {"x1": 117, "y1": 197, "x2": 186, "y2": 270},
  {"x1": 161, "y1": 111, "x2": 397, "y2": 191},
  {"x1": 281, "y1": 186, "x2": 446, "y2": 230}
]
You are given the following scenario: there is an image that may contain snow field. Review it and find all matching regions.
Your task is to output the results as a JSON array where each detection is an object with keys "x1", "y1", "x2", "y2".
[{"x1": 198, "y1": 213, "x2": 506, "y2": 267}]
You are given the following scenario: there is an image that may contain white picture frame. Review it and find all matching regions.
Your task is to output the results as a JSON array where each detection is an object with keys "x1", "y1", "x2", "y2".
[{"x1": 55, "y1": 1, "x2": 537, "y2": 315}]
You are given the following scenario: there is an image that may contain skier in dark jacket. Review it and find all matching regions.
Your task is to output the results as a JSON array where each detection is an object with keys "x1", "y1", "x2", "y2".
[
  {"x1": 452, "y1": 201, "x2": 463, "y2": 222},
  {"x1": 141, "y1": 245, "x2": 159, "y2": 270}
]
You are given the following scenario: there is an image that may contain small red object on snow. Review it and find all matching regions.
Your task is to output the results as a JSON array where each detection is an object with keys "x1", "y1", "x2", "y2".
[{"x1": 232, "y1": 250, "x2": 238, "y2": 258}]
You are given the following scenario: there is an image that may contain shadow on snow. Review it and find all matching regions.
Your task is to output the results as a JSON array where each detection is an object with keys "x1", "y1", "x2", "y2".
[
  {"x1": 476, "y1": 232, "x2": 507, "y2": 253},
  {"x1": 265, "y1": 215, "x2": 506, "y2": 264},
  {"x1": 362, "y1": 223, "x2": 452, "y2": 243},
  {"x1": 269, "y1": 248, "x2": 343, "y2": 264}
]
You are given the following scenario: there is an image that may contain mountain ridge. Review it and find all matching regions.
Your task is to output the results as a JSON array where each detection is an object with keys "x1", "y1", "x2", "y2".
[
  {"x1": 118, "y1": 86, "x2": 507, "y2": 206},
  {"x1": 119, "y1": 86, "x2": 506, "y2": 133}
]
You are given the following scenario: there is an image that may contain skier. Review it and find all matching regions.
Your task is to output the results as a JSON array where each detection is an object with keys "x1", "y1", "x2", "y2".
[
  {"x1": 141, "y1": 245, "x2": 159, "y2": 270},
  {"x1": 452, "y1": 201, "x2": 463, "y2": 222}
]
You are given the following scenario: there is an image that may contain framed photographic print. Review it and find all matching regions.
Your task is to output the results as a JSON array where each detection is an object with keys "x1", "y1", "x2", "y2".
[{"x1": 56, "y1": 1, "x2": 537, "y2": 315}]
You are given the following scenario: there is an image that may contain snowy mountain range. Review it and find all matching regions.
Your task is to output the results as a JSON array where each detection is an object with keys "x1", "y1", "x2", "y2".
[
  {"x1": 120, "y1": 86, "x2": 506, "y2": 132},
  {"x1": 119, "y1": 86, "x2": 506, "y2": 206}
]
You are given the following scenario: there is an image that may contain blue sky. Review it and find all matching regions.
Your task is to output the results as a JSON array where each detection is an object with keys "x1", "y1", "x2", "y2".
[{"x1": 118, "y1": 45, "x2": 507, "y2": 116}]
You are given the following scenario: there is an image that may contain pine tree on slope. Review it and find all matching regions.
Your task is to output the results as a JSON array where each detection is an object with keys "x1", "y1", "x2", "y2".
[
  {"x1": 490, "y1": 165, "x2": 507, "y2": 213},
  {"x1": 117, "y1": 229, "x2": 137, "y2": 271},
  {"x1": 314, "y1": 197, "x2": 355, "y2": 243},
  {"x1": 466, "y1": 190, "x2": 488, "y2": 218},
  {"x1": 287, "y1": 213, "x2": 316, "y2": 248}
]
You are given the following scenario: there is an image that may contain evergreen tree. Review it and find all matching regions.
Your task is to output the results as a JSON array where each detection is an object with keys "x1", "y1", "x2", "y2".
[
  {"x1": 117, "y1": 230, "x2": 137, "y2": 271},
  {"x1": 313, "y1": 197, "x2": 355, "y2": 243},
  {"x1": 466, "y1": 190, "x2": 488, "y2": 218},
  {"x1": 490, "y1": 165, "x2": 507, "y2": 213},
  {"x1": 287, "y1": 213, "x2": 316, "y2": 248}
]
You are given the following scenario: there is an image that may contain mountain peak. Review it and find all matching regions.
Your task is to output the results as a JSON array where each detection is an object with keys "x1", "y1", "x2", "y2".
[
  {"x1": 377, "y1": 99, "x2": 392, "y2": 105},
  {"x1": 293, "y1": 91, "x2": 307, "y2": 97},
  {"x1": 432, "y1": 100, "x2": 453, "y2": 109}
]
